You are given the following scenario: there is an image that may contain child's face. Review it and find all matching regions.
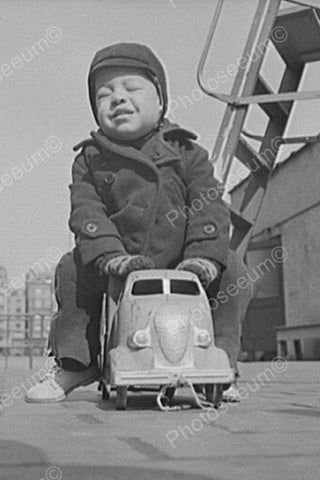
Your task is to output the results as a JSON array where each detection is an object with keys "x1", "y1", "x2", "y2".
[{"x1": 95, "y1": 67, "x2": 162, "y2": 141}]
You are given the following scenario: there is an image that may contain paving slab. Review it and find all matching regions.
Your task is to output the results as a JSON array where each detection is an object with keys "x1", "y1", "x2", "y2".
[{"x1": 0, "y1": 357, "x2": 319, "y2": 480}]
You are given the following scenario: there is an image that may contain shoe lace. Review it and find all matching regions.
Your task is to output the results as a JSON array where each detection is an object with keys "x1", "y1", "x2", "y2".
[{"x1": 40, "y1": 362, "x2": 62, "y2": 383}]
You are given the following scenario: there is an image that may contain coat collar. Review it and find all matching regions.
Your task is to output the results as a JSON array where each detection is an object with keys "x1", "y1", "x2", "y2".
[
  {"x1": 160, "y1": 118, "x2": 198, "y2": 141},
  {"x1": 73, "y1": 119, "x2": 198, "y2": 168}
]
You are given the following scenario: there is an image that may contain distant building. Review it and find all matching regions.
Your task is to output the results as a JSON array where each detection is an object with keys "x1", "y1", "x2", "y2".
[
  {"x1": 25, "y1": 268, "x2": 55, "y2": 314},
  {"x1": 0, "y1": 266, "x2": 9, "y2": 352},
  {"x1": 231, "y1": 141, "x2": 320, "y2": 360},
  {"x1": 25, "y1": 267, "x2": 57, "y2": 354},
  {"x1": 6, "y1": 289, "x2": 26, "y2": 355},
  {"x1": 0, "y1": 269, "x2": 27, "y2": 355},
  {"x1": 0, "y1": 265, "x2": 58, "y2": 356},
  {"x1": 0, "y1": 266, "x2": 8, "y2": 316},
  {"x1": 8, "y1": 288, "x2": 25, "y2": 315}
]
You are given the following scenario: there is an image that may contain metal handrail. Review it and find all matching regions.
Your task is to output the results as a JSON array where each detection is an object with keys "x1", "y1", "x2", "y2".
[
  {"x1": 235, "y1": 89, "x2": 320, "y2": 105},
  {"x1": 196, "y1": 0, "x2": 236, "y2": 105},
  {"x1": 197, "y1": 0, "x2": 320, "y2": 107},
  {"x1": 243, "y1": 129, "x2": 320, "y2": 144}
]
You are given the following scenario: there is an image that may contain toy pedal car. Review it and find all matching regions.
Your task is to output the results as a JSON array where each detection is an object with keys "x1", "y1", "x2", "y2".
[{"x1": 100, "y1": 269, "x2": 235, "y2": 410}]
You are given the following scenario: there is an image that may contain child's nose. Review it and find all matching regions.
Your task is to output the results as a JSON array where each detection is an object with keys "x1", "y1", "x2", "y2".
[{"x1": 111, "y1": 88, "x2": 127, "y2": 107}]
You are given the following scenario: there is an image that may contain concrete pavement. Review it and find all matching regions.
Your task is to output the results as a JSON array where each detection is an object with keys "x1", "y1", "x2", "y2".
[{"x1": 0, "y1": 356, "x2": 319, "y2": 480}]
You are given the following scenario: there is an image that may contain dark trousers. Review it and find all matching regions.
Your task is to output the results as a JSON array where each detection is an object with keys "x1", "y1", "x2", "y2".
[{"x1": 48, "y1": 249, "x2": 252, "y2": 374}]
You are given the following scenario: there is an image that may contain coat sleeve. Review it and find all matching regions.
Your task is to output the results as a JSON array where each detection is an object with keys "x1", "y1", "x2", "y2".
[
  {"x1": 68, "y1": 150, "x2": 127, "y2": 265},
  {"x1": 182, "y1": 143, "x2": 230, "y2": 270}
]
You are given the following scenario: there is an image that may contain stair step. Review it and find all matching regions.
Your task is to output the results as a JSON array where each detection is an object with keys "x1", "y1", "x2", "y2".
[
  {"x1": 240, "y1": 173, "x2": 270, "y2": 213},
  {"x1": 229, "y1": 206, "x2": 253, "y2": 251},
  {"x1": 236, "y1": 137, "x2": 273, "y2": 173},
  {"x1": 229, "y1": 206, "x2": 254, "y2": 230},
  {"x1": 273, "y1": 6, "x2": 320, "y2": 66},
  {"x1": 254, "y1": 76, "x2": 290, "y2": 121}
]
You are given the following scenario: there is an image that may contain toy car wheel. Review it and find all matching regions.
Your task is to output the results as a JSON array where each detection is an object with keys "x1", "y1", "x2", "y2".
[
  {"x1": 116, "y1": 386, "x2": 128, "y2": 410},
  {"x1": 205, "y1": 384, "x2": 223, "y2": 407},
  {"x1": 193, "y1": 384, "x2": 204, "y2": 394},
  {"x1": 213, "y1": 384, "x2": 223, "y2": 408},
  {"x1": 205, "y1": 383, "x2": 214, "y2": 403},
  {"x1": 165, "y1": 386, "x2": 176, "y2": 402},
  {"x1": 101, "y1": 383, "x2": 110, "y2": 401}
]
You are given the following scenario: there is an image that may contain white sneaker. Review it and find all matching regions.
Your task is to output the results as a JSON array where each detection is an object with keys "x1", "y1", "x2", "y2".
[
  {"x1": 25, "y1": 363, "x2": 100, "y2": 403},
  {"x1": 222, "y1": 385, "x2": 240, "y2": 403}
]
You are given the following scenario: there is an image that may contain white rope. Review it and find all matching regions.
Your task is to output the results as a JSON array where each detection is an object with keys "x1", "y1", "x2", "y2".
[
  {"x1": 156, "y1": 382, "x2": 222, "y2": 412},
  {"x1": 156, "y1": 385, "x2": 185, "y2": 411},
  {"x1": 187, "y1": 381, "x2": 217, "y2": 411}
]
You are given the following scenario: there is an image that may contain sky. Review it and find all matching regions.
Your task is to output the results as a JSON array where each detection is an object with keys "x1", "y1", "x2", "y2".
[{"x1": 1, "y1": 0, "x2": 320, "y2": 283}]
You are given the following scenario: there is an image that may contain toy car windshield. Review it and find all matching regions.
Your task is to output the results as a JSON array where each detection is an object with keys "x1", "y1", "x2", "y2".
[
  {"x1": 170, "y1": 279, "x2": 200, "y2": 295},
  {"x1": 131, "y1": 278, "x2": 200, "y2": 296}
]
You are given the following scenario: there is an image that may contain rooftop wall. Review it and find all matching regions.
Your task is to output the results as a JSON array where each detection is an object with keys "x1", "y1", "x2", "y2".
[{"x1": 230, "y1": 142, "x2": 320, "y2": 235}]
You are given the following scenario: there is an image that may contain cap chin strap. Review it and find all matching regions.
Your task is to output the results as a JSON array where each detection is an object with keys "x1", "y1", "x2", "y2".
[
  {"x1": 146, "y1": 72, "x2": 165, "y2": 118},
  {"x1": 154, "y1": 80, "x2": 165, "y2": 119}
]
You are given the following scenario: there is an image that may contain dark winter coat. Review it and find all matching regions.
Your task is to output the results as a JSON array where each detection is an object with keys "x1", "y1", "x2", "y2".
[{"x1": 69, "y1": 120, "x2": 230, "y2": 270}]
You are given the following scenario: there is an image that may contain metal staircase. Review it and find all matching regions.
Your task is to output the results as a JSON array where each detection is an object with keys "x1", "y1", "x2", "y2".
[{"x1": 197, "y1": 0, "x2": 320, "y2": 258}]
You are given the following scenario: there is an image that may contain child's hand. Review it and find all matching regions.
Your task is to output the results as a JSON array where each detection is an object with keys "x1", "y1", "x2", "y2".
[
  {"x1": 176, "y1": 258, "x2": 220, "y2": 289},
  {"x1": 105, "y1": 255, "x2": 155, "y2": 277}
]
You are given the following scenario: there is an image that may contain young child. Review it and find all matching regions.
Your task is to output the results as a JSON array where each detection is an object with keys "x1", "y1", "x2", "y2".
[{"x1": 26, "y1": 42, "x2": 252, "y2": 403}]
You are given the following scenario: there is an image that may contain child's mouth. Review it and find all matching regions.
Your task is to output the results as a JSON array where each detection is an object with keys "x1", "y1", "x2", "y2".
[{"x1": 111, "y1": 109, "x2": 134, "y2": 119}]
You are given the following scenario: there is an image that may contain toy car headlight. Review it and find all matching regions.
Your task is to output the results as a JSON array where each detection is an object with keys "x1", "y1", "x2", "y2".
[
  {"x1": 128, "y1": 329, "x2": 151, "y2": 349},
  {"x1": 194, "y1": 326, "x2": 211, "y2": 347}
]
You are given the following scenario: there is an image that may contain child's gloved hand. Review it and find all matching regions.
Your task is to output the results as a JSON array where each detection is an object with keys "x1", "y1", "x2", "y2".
[
  {"x1": 104, "y1": 255, "x2": 155, "y2": 277},
  {"x1": 176, "y1": 258, "x2": 220, "y2": 289}
]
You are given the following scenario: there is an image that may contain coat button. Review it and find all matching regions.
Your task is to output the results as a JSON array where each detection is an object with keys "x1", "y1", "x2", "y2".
[
  {"x1": 104, "y1": 172, "x2": 115, "y2": 185},
  {"x1": 85, "y1": 222, "x2": 98, "y2": 234},
  {"x1": 203, "y1": 224, "x2": 216, "y2": 235}
]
